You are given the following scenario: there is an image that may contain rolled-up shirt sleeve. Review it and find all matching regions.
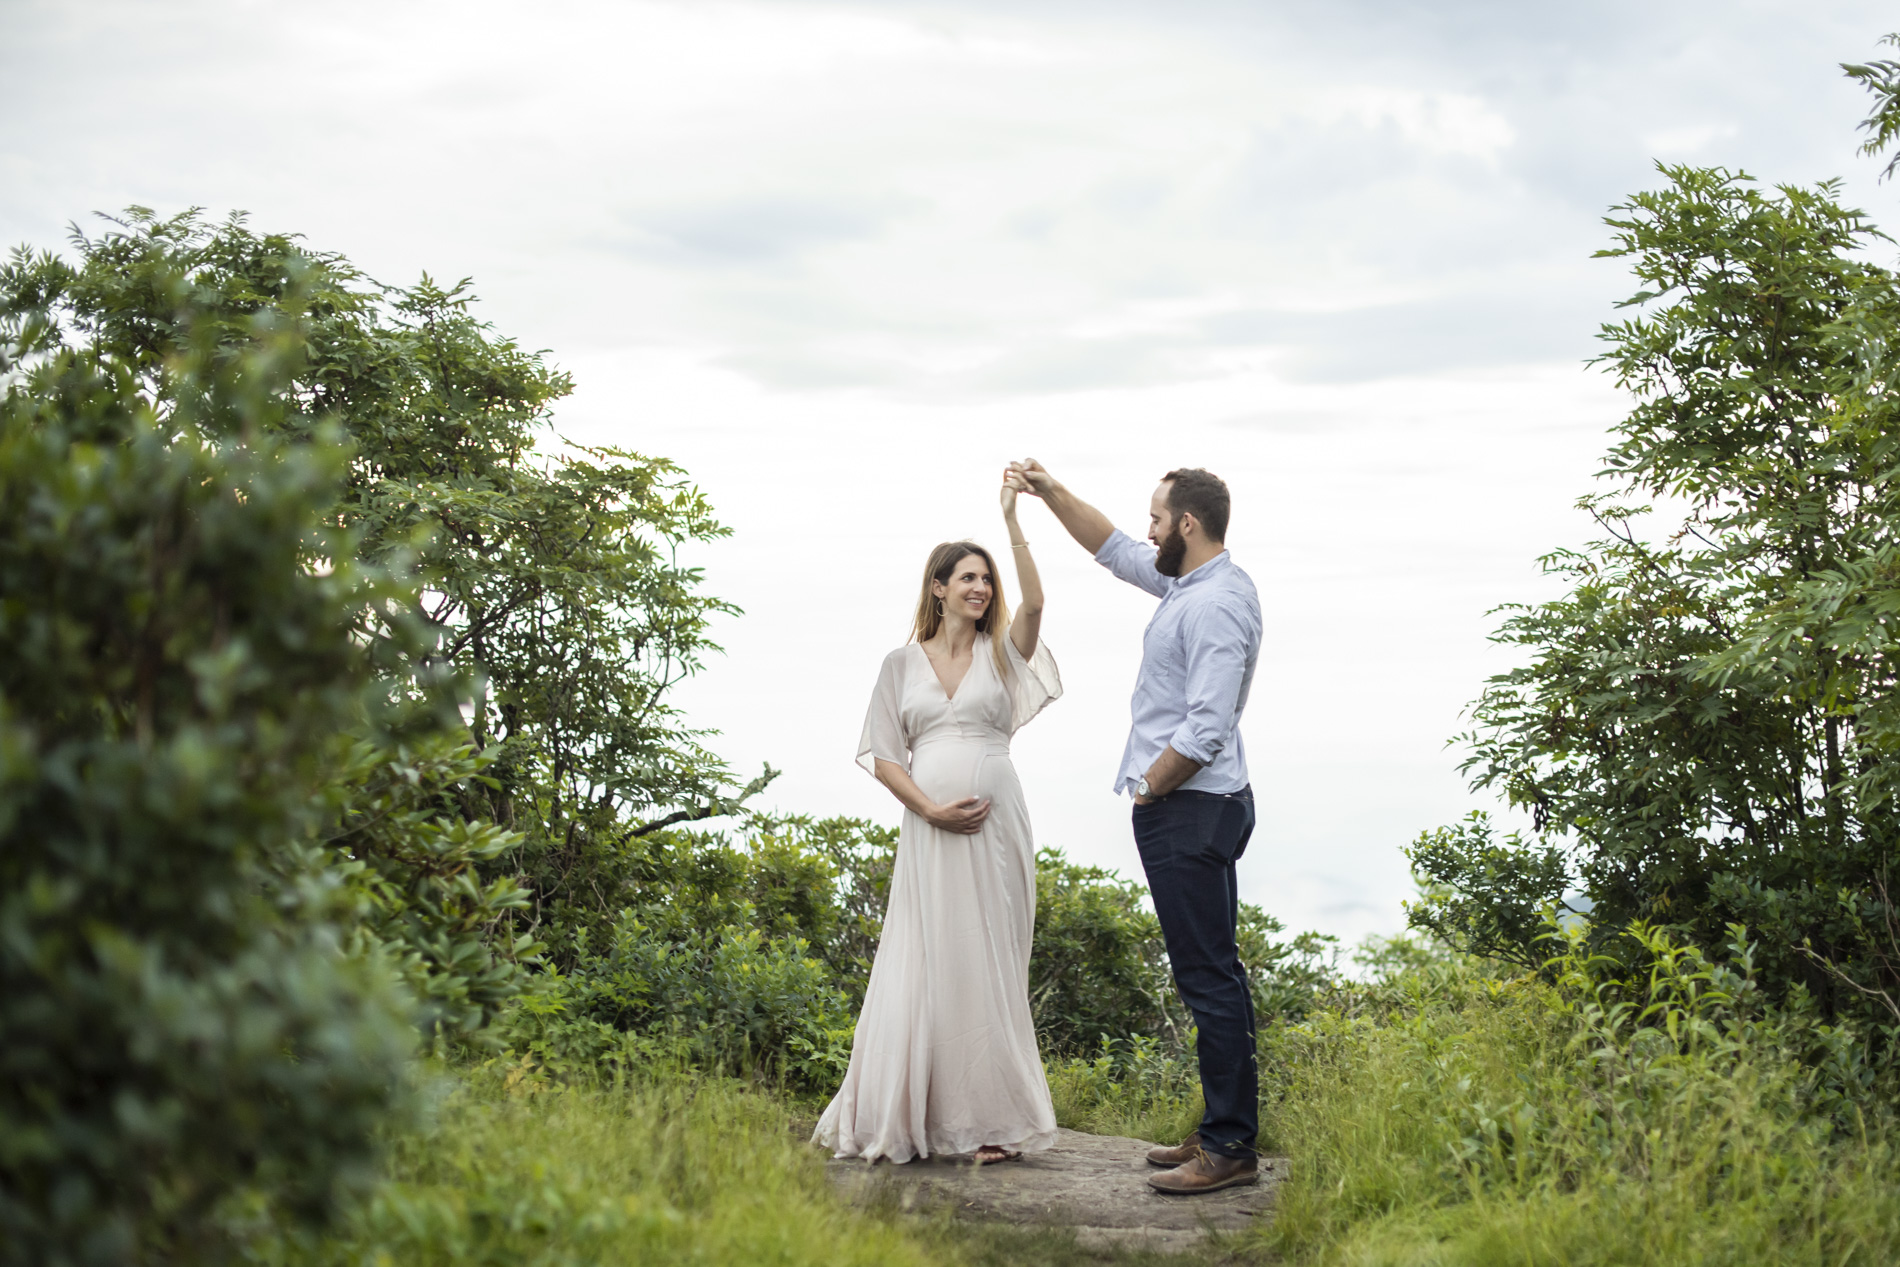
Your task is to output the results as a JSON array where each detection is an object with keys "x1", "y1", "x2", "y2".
[
  {"x1": 1168, "y1": 599, "x2": 1252, "y2": 766},
  {"x1": 1094, "y1": 528, "x2": 1171, "y2": 598}
]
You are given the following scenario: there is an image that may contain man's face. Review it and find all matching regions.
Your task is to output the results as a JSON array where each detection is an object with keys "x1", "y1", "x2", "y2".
[{"x1": 1148, "y1": 483, "x2": 1188, "y2": 578}]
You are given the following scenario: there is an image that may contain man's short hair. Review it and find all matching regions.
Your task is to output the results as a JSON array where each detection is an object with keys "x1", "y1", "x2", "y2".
[{"x1": 1161, "y1": 468, "x2": 1230, "y2": 542}]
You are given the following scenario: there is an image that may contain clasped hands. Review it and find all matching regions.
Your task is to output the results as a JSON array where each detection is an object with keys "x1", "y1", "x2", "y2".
[
  {"x1": 999, "y1": 466, "x2": 1031, "y2": 514},
  {"x1": 1001, "y1": 459, "x2": 1053, "y2": 511}
]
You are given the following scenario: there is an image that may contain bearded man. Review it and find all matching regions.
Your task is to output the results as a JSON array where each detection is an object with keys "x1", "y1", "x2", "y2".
[{"x1": 1009, "y1": 459, "x2": 1264, "y2": 1195}]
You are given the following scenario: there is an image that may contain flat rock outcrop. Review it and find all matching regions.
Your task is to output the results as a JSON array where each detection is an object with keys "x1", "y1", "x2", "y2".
[{"x1": 824, "y1": 1127, "x2": 1282, "y2": 1254}]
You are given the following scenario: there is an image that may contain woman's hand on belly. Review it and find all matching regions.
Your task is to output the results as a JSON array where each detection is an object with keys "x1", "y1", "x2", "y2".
[
  {"x1": 874, "y1": 755, "x2": 992, "y2": 834},
  {"x1": 924, "y1": 796, "x2": 991, "y2": 835}
]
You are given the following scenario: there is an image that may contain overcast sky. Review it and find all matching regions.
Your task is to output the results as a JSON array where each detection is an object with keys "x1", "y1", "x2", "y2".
[{"x1": 5, "y1": 0, "x2": 1897, "y2": 944}]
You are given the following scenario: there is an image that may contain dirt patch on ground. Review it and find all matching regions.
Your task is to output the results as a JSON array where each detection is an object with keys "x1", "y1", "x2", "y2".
[{"x1": 824, "y1": 1128, "x2": 1283, "y2": 1254}]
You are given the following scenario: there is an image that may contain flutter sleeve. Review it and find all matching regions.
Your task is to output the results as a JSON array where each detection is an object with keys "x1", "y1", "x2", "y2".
[
  {"x1": 856, "y1": 648, "x2": 910, "y2": 776},
  {"x1": 1003, "y1": 637, "x2": 1063, "y2": 734}
]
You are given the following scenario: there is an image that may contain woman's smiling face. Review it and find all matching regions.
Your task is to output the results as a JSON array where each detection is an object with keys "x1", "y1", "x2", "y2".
[{"x1": 936, "y1": 552, "x2": 993, "y2": 622}]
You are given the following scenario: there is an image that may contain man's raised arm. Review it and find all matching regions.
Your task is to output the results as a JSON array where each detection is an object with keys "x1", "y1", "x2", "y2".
[{"x1": 1008, "y1": 459, "x2": 1115, "y2": 555}]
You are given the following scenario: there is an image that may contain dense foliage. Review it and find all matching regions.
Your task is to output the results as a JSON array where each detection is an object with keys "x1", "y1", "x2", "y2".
[
  {"x1": 0, "y1": 212, "x2": 765, "y2": 1029},
  {"x1": 322, "y1": 737, "x2": 538, "y2": 1042},
  {"x1": 502, "y1": 820, "x2": 1339, "y2": 1091},
  {"x1": 0, "y1": 326, "x2": 415, "y2": 1261},
  {"x1": 1033, "y1": 850, "x2": 1340, "y2": 1054},
  {"x1": 501, "y1": 818, "x2": 888, "y2": 1088},
  {"x1": 1411, "y1": 156, "x2": 1900, "y2": 1039},
  {"x1": 0, "y1": 209, "x2": 777, "y2": 1260}
]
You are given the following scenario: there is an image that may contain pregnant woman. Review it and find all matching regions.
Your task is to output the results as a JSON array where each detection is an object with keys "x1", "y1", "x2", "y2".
[{"x1": 813, "y1": 471, "x2": 1062, "y2": 1165}]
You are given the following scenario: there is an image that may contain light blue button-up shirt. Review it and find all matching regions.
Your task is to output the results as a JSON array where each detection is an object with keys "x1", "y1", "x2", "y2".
[{"x1": 1095, "y1": 529, "x2": 1262, "y2": 797}]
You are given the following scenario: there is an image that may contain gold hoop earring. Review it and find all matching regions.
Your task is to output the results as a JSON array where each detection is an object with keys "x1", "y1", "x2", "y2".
[{"x1": 936, "y1": 599, "x2": 945, "y2": 616}]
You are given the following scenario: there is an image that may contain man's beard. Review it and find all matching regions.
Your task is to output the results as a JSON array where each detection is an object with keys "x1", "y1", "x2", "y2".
[{"x1": 1155, "y1": 523, "x2": 1188, "y2": 577}]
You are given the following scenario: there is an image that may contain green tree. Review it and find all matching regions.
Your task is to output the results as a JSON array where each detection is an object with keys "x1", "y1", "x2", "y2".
[
  {"x1": 1413, "y1": 98, "x2": 1900, "y2": 1031},
  {"x1": 0, "y1": 209, "x2": 765, "y2": 976},
  {"x1": 1846, "y1": 34, "x2": 1900, "y2": 182},
  {"x1": 0, "y1": 327, "x2": 414, "y2": 1261}
]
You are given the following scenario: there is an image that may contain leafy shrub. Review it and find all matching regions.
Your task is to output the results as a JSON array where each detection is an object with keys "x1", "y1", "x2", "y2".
[
  {"x1": 0, "y1": 338, "x2": 414, "y2": 1262},
  {"x1": 323, "y1": 738, "x2": 541, "y2": 1046},
  {"x1": 780, "y1": 816, "x2": 899, "y2": 1008},
  {"x1": 1032, "y1": 851, "x2": 1176, "y2": 1051},
  {"x1": 507, "y1": 913, "x2": 855, "y2": 1089},
  {"x1": 530, "y1": 816, "x2": 891, "y2": 991},
  {"x1": 1033, "y1": 848, "x2": 1341, "y2": 1055},
  {"x1": 1239, "y1": 909, "x2": 1344, "y2": 1023},
  {"x1": 498, "y1": 818, "x2": 892, "y2": 1089},
  {"x1": 498, "y1": 826, "x2": 1336, "y2": 1092},
  {"x1": 1406, "y1": 812, "x2": 1573, "y2": 969}
]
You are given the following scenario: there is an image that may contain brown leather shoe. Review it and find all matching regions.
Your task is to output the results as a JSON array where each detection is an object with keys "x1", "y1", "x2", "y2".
[
  {"x1": 1147, "y1": 1147, "x2": 1259, "y2": 1194},
  {"x1": 1145, "y1": 1131, "x2": 1203, "y2": 1168}
]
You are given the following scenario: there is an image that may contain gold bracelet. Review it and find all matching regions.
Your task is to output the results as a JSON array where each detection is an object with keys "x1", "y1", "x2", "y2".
[{"x1": 1011, "y1": 541, "x2": 1030, "y2": 549}]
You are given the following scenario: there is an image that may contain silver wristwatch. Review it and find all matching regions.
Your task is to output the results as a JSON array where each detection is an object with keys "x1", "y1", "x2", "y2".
[{"x1": 1136, "y1": 776, "x2": 1152, "y2": 800}]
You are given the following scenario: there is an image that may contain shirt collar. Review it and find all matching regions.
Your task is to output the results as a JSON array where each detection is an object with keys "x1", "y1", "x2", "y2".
[{"x1": 1171, "y1": 549, "x2": 1232, "y2": 589}]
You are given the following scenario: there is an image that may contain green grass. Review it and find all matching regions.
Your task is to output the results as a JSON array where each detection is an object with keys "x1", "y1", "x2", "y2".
[
  {"x1": 1243, "y1": 966, "x2": 1900, "y2": 1266},
  {"x1": 243, "y1": 940, "x2": 1900, "y2": 1267},
  {"x1": 239, "y1": 1062, "x2": 1186, "y2": 1266},
  {"x1": 241, "y1": 1065, "x2": 925, "y2": 1266},
  {"x1": 1045, "y1": 1043, "x2": 1204, "y2": 1146}
]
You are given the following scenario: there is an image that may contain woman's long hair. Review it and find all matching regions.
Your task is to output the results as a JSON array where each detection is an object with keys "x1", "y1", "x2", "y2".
[{"x1": 911, "y1": 541, "x2": 1011, "y2": 678}]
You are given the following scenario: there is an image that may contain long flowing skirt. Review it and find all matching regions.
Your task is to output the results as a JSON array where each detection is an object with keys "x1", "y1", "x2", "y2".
[{"x1": 812, "y1": 738, "x2": 1057, "y2": 1161}]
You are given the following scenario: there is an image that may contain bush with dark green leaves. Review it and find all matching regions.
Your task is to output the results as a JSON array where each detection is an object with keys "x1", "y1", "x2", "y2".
[
  {"x1": 0, "y1": 335, "x2": 415, "y2": 1262},
  {"x1": 501, "y1": 825, "x2": 1342, "y2": 1090},
  {"x1": 1033, "y1": 849, "x2": 1340, "y2": 1055},
  {"x1": 322, "y1": 737, "x2": 541, "y2": 1044},
  {"x1": 498, "y1": 817, "x2": 892, "y2": 1089},
  {"x1": 1407, "y1": 813, "x2": 1574, "y2": 970}
]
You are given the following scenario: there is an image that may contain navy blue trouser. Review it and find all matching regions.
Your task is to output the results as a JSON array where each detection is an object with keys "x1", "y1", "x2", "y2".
[{"x1": 1131, "y1": 787, "x2": 1257, "y2": 1159}]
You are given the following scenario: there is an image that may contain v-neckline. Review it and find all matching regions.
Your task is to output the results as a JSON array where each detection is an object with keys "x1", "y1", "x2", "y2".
[{"x1": 916, "y1": 640, "x2": 977, "y2": 703}]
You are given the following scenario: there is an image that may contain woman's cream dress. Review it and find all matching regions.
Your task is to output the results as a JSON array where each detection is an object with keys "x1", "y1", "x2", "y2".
[{"x1": 812, "y1": 636, "x2": 1063, "y2": 1162}]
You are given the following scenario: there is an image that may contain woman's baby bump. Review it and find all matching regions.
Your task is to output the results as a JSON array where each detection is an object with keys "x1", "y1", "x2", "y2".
[{"x1": 909, "y1": 740, "x2": 1017, "y2": 806}]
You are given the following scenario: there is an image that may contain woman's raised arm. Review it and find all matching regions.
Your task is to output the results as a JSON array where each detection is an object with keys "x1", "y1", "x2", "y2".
[{"x1": 1002, "y1": 471, "x2": 1043, "y2": 659}]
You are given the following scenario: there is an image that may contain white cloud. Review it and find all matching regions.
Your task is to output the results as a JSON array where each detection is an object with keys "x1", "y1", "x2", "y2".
[
  {"x1": 1641, "y1": 122, "x2": 1743, "y2": 158},
  {"x1": 1322, "y1": 87, "x2": 1518, "y2": 160},
  {"x1": 4, "y1": 0, "x2": 1897, "y2": 941}
]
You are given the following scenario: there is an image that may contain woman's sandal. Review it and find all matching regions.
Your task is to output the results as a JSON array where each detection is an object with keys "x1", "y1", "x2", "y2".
[{"x1": 972, "y1": 1145, "x2": 1022, "y2": 1165}]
